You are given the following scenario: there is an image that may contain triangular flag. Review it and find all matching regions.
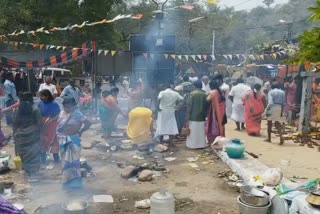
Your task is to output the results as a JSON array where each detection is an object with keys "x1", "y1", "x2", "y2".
[
  {"x1": 62, "y1": 46, "x2": 67, "y2": 51},
  {"x1": 177, "y1": 55, "x2": 182, "y2": 60},
  {"x1": 249, "y1": 55, "x2": 255, "y2": 60},
  {"x1": 191, "y1": 55, "x2": 196, "y2": 61},
  {"x1": 104, "y1": 50, "x2": 109, "y2": 56},
  {"x1": 211, "y1": 55, "x2": 215, "y2": 60},
  {"x1": 179, "y1": 5, "x2": 194, "y2": 10},
  {"x1": 260, "y1": 55, "x2": 264, "y2": 60},
  {"x1": 170, "y1": 54, "x2": 176, "y2": 59},
  {"x1": 228, "y1": 55, "x2": 233, "y2": 60},
  {"x1": 39, "y1": 44, "x2": 45, "y2": 50},
  {"x1": 98, "y1": 50, "x2": 103, "y2": 55},
  {"x1": 50, "y1": 45, "x2": 56, "y2": 49},
  {"x1": 111, "y1": 51, "x2": 117, "y2": 56},
  {"x1": 46, "y1": 45, "x2": 50, "y2": 50},
  {"x1": 132, "y1": 14, "x2": 143, "y2": 20},
  {"x1": 56, "y1": 46, "x2": 61, "y2": 50},
  {"x1": 235, "y1": 54, "x2": 240, "y2": 59},
  {"x1": 223, "y1": 55, "x2": 228, "y2": 59},
  {"x1": 208, "y1": 0, "x2": 218, "y2": 5},
  {"x1": 183, "y1": 55, "x2": 189, "y2": 60},
  {"x1": 202, "y1": 55, "x2": 207, "y2": 61},
  {"x1": 150, "y1": 54, "x2": 154, "y2": 59},
  {"x1": 143, "y1": 53, "x2": 148, "y2": 59},
  {"x1": 197, "y1": 55, "x2": 202, "y2": 60},
  {"x1": 164, "y1": 54, "x2": 169, "y2": 60}
]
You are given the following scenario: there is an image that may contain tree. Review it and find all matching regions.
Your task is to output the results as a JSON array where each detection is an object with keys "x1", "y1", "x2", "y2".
[{"x1": 291, "y1": 0, "x2": 320, "y2": 62}]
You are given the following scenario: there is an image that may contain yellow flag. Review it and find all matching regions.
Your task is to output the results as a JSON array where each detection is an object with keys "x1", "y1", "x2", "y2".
[
  {"x1": 111, "y1": 51, "x2": 117, "y2": 56},
  {"x1": 208, "y1": 0, "x2": 217, "y2": 5}
]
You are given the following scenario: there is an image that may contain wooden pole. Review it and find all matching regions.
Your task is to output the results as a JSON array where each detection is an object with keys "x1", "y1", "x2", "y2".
[{"x1": 299, "y1": 72, "x2": 313, "y2": 134}]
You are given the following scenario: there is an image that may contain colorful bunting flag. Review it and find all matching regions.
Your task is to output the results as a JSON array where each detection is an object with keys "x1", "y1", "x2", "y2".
[
  {"x1": 202, "y1": 55, "x2": 207, "y2": 61},
  {"x1": 208, "y1": 0, "x2": 218, "y2": 5},
  {"x1": 171, "y1": 54, "x2": 176, "y2": 59},
  {"x1": 179, "y1": 5, "x2": 194, "y2": 10},
  {"x1": 143, "y1": 53, "x2": 148, "y2": 59},
  {"x1": 111, "y1": 51, "x2": 117, "y2": 56},
  {"x1": 177, "y1": 55, "x2": 182, "y2": 60},
  {"x1": 98, "y1": 50, "x2": 103, "y2": 55},
  {"x1": 104, "y1": 50, "x2": 109, "y2": 56},
  {"x1": 164, "y1": 54, "x2": 169, "y2": 60},
  {"x1": 150, "y1": 54, "x2": 154, "y2": 59}
]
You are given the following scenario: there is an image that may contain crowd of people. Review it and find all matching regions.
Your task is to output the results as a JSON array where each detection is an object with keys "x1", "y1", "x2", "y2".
[
  {"x1": 0, "y1": 71, "x2": 92, "y2": 190},
  {"x1": 0, "y1": 68, "x2": 302, "y2": 189}
]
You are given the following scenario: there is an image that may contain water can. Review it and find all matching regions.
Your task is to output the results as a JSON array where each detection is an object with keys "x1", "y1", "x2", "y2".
[
  {"x1": 226, "y1": 139, "x2": 245, "y2": 159},
  {"x1": 150, "y1": 189, "x2": 175, "y2": 214},
  {"x1": 13, "y1": 156, "x2": 22, "y2": 171}
]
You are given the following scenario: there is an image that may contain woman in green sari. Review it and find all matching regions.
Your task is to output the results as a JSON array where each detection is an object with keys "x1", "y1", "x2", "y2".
[{"x1": 13, "y1": 92, "x2": 41, "y2": 176}]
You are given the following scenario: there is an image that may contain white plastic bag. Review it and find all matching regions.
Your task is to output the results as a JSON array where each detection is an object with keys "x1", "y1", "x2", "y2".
[{"x1": 261, "y1": 168, "x2": 283, "y2": 186}]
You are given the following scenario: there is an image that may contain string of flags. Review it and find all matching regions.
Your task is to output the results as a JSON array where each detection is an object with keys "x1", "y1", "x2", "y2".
[
  {"x1": 95, "y1": 51, "x2": 289, "y2": 61},
  {"x1": 1, "y1": 39, "x2": 288, "y2": 61},
  {"x1": 0, "y1": 14, "x2": 143, "y2": 39}
]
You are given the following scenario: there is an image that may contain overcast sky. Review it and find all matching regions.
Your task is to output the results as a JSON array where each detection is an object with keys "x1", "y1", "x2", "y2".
[{"x1": 220, "y1": 0, "x2": 289, "y2": 11}]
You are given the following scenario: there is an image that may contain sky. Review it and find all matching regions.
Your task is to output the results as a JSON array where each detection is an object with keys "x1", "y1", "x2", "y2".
[{"x1": 220, "y1": 0, "x2": 289, "y2": 11}]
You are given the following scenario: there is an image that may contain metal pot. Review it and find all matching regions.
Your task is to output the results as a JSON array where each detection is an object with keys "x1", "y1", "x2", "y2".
[
  {"x1": 61, "y1": 200, "x2": 88, "y2": 214},
  {"x1": 240, "y1": 186, "x2": 270, "y2": 207}
]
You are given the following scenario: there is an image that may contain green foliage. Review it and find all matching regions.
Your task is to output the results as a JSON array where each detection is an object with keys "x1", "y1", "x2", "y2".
[{"x1": 292, "y1": 0, "x2": 320, "y2": 62}]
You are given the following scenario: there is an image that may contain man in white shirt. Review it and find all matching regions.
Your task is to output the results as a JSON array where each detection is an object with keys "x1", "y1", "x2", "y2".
[
  {"x1": 156, "y1": 82, "x2": 183, "y2": 145},
  {"x1": 201, "y1": 76, "x2": 211, "y2": 95},
  {"x1": 229, "y1": 78, "x2": 251, "y2": 131},
  {"x1": 38, "y1": 77, "x2": 58, "y2": 97}
]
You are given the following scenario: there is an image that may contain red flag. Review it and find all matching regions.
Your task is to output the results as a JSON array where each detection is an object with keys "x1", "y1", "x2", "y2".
[
  {"x1": 180, "y1": 5, "x2": 194, "y2": 10},
  {"x1": 202, "y1": 55, "x2": 207, "y2": 61},
  {"x1": 133, "y1": 14, "x2": 143, "y2": 20}
]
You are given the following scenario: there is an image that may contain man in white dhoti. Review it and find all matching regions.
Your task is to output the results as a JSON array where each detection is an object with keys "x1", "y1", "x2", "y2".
[
  {"x1": 229, "y1": 78, "x2": 251, "y2": 131},
  {"x1": 185, "y1": 80, "x2": 208, "y2": 149},
  {"x1": 265, "y1": 82, "x2": 286, "y2": 143},
  {"x1": 155, "y1": 82, "x2": 183, "y2": 145}
]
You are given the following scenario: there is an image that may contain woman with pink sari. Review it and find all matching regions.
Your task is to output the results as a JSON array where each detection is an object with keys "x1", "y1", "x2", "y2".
[
  {"x1": 206, "y1": 80, "x2": 226, "y2": 144},
  {"x1": 242, "y1": 84, "x2": 266, "y2": 136}
]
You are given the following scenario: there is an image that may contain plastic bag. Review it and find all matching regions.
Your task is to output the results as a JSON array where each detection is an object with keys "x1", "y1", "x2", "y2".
[
  {"x1": 261, "y1": 168, "x2": 283, "y2": 186},
  {"x1": 276, "y1": 179, "x2": 319, "y2": 195}
]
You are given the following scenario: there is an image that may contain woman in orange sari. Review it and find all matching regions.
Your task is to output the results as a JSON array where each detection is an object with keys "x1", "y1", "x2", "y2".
[
  {"x1": 242, "y1": 84, "x2": 266, "y2": 136},
  {"x1": 206, "y1": 79, "x2": 226, "y2": 144}
]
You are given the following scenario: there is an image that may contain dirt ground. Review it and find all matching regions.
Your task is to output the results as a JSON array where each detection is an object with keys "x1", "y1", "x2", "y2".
[
  {"x1": 226, "y1": 121, "x2": 320, "y2": 179},
  {"x1": 1, "y1": 122, "x2": 239, "y2": 214}
]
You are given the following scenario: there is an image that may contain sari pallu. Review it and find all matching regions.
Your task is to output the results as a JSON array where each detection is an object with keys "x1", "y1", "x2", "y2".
[
  {"x1": 14, "y1": 125, "x2": 41, "y2": 175},
  {"x1": 40, "y1": 117, "x2": 59, "y2": 154},
  {"x1": 242, "y1": 91, "x2": 265, "y2": 135},
  {"x1": 98, "y1": 103, "x2": 116, "y2": 135},
  {"x1": 206, "y1": 91, "x2": 225, "y2": 143}
]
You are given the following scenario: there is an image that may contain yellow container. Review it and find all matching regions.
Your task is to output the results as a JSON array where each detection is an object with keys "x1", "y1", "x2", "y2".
[{"x1": 13, "y1": 156, "x2": 22, "y2": 171}]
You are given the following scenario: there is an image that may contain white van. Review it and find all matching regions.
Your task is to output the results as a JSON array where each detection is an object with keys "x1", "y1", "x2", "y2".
[{"x1": 40, "y1": 67, "x2": 72, "y2": 79}]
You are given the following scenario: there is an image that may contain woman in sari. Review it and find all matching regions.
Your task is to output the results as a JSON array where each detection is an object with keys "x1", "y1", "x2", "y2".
[
  {"x1": 242, "y1": 84, "x2": 266, "y2": 136},
  {"x1": 206, "y1": 79, "x2": 226, "y2": 144},
  {"x1": 38, "y1": 89, "x2": 60, "y2": 163},
  {"x1": 127, "y1": 107, "x2": 153, "y2": 144},
  {"x1": 13, "y1": 92, "x2": 41, "y2": 176},
  {"x1": 58, "y1": 98, "x2": 91, "y2": 189},
  {"x1": 99, "y1": 87, "x2": 126, "y2": 138}
]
